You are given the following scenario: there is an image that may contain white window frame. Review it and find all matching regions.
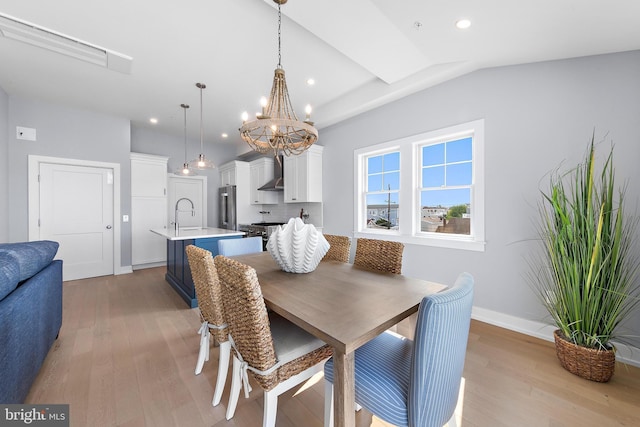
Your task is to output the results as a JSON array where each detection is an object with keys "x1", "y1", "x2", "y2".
[{"x1": 354, "y1": 119, "x2": 485, "y2": 251}]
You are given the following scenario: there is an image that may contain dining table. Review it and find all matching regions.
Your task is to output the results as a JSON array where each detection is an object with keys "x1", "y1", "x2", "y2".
[{"x1": 232, "y1": 251, "x2": 446, "y2": 427}]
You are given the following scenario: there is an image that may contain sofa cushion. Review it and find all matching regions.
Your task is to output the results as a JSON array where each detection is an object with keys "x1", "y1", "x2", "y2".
[
  {"x1": 0, "y1": 241, "x2": 59, "y2": 283},
  {"x1": 0, "y1": 252, "x2": 20, "y2": 301}
]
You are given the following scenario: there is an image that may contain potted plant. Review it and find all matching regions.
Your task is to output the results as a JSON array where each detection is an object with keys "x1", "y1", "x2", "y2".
[{"x1": 531, "y1": 136, "x2": 640, "y2": 382}]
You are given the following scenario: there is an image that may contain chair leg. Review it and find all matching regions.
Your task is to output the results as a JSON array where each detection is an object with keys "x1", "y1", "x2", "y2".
[
  {"x1": 324, "y1": 380, "x2": 334, "y2": 427},
  {"x1": 226, "y1": 355, "x2": 242, "y2": 420},
  {"x1": 263, "y1": 390, "x2": 278, "y2": 427},
  {"x1": 445, "y1": 412, "x2": 458, "y2": 427},
  {"x1": 195, "y1": 328, "x2": 210, "y2": 375},
  {"x1": 212, "y1": 341, "x2": 231, "y2": 407}
]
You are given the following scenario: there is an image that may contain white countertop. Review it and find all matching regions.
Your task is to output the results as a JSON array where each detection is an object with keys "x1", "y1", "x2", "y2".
[{"x1": 150, "y1": 227, "x2": 245, "y2": 241}]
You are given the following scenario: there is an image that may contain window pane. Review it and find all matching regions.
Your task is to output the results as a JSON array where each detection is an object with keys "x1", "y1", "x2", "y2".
[
  {"x1": 423, "y1": 144, "x2": 444, "y2": 166},
  {"x1": 446, "y1": 162, "x2": 472, "y2": 186},
  {"x1": 366, "y1": 193, "x2": 399, "y2": 230},
  {"x1": 383, "y1": 171, "x2": 400, "y2": 190},
  {"x1": 384, "y1": 152, "x2": 400, "y2": 171},
  {"x1": 420, "y1": 188, "x2": 471, "y2": 235},
  {"x1": 446, "y1": 138, "x2": 472, "y2": 163},
  {"x1": 368, "y1": 156, "x2": 383, "y2": 174},
  {"x1": 368, "y1": 174, "x2": 383, "y2": 192},
  {"x1": 422, "y1": 166, "x2": 444, "y2": 187}
]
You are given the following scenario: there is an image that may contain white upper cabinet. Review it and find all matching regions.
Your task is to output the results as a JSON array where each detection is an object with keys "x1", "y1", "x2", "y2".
[
  {"x1": 218, "y1": 162, "x2": 238, "y2": 186},
  {"x1": 250, "y1": 158, "x2": 278, "y2": 205},
  {"x1": 131, "y1": 153, "x2": 168, "y2": 197},
  {"x1": 284, "y1": 145, "x2": 323, "y2": 203}
]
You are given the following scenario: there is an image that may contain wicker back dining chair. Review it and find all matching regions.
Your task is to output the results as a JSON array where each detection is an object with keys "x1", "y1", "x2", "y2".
[
  {"x1": 217, "y1": 236, "x2": 263, "y2": 256},
  {"x1": 353, "y1": 237, "x2": 404, "y2": 274},
  {"x1": 185, "y1": 245, "x2": 231, "y2": 408},
  {"x1": 214, "y1": 255, "x2": 333, "y2": 427},
  {"x1": 322, "y1": 234, "x2": 351, "y2": 263},
  {"x1": 324, "y1": 273, "x2": 474, "y2": 427}
]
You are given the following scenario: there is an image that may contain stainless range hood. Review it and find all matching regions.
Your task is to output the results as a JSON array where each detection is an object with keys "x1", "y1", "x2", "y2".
[{"x1": 258, "y1": 155, "x2": 284, "y2": 191}]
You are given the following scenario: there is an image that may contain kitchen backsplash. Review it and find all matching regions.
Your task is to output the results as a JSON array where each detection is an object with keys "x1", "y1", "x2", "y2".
[{"x1": 256, "y1": 199, "x2": 323, "y2": 227}]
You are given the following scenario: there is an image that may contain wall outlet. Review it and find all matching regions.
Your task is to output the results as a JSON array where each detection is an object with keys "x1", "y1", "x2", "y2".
[{"x1": 16, "y1": 126, "x2": 37, "y2": 141}]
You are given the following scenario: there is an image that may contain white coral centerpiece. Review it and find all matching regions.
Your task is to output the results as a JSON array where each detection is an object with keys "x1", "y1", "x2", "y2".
[{"x1": 267, "y1": 217, "x2": 329, "y2": 273}]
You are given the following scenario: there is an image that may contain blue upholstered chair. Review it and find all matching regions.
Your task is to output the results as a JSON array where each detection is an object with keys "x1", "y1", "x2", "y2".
[
  {"x1": 218, "y1": 236, "x2": 263, "y2": 257},
  {"x1": 324, "y1": 272, "x2": 474, "y2": 427}
]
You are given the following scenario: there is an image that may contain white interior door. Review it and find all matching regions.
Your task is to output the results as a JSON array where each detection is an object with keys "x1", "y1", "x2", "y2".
[
  {"x1": 167, "y1": 175, "x2": 207, "y2": 229},
  {"x1": 39, "y1": 163, "x2": 114, "y2": 280}
]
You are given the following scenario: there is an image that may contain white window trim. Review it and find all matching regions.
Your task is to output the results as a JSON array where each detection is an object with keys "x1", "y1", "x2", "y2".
[{"x1": 354, "y1": 119, "x2": 485, "y2": 252}]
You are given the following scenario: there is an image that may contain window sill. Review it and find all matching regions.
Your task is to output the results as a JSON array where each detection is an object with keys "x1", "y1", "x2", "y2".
[{"x1": 354, "y1": 230, "x2": 486, "y2": 252}]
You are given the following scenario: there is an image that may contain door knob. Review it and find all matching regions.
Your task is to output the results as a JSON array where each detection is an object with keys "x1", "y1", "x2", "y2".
[{"x1": 106, "y1": 225, "x2": 112, "y2": 229}]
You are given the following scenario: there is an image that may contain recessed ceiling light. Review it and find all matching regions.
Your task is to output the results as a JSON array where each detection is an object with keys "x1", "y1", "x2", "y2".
[
  {"x1": 221, "y1": 133, "x2": 228, "y2": 138},
  {"x1": 306, "y1": 78, "x2": 315, "y2": 86},
  {"x1": 456, "y1": 19, "x2": 471, "y2": 30},
  {"x1": 149, "y1": 118, "x2": 158, "y2": 124}
]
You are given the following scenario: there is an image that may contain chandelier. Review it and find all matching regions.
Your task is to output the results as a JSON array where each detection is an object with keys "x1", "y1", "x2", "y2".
[
  {"x1": 239, "y1": 0, "x2": 318, "y2": 156},
  {"x1": 189, "y1": 82, "x2": 215, "y2": 170},
  {"x1": 175, "y1": 103, "x2": 197, "y2": 176}
]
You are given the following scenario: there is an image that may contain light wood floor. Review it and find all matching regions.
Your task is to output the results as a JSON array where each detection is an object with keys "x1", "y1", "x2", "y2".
[{"x1": 26, "y1": 267, "x2": 640, "y2": 427}]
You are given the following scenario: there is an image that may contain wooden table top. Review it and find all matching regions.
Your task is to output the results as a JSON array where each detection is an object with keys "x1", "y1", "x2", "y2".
[{"x1": 232, "y1": 252, "x2": 446, "y2": 353}]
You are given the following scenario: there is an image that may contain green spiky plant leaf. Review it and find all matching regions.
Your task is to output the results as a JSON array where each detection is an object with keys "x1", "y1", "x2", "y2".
[{"x1": 532, "y1": 136, "x2": 640, "y2": 350}]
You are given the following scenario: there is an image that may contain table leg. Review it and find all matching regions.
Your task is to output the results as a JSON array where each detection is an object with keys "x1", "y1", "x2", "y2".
[{"x1": 333, "y1": 349, "x2": 355, "y2": 427}]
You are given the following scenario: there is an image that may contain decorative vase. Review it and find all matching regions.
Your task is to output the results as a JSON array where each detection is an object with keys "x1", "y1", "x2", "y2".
[
  {"x1": 267, "y1": 217, "x2": 329, "y2": 273},
  {"x1": 553, "y1": 330, "x2": 615, "y2": 382}
]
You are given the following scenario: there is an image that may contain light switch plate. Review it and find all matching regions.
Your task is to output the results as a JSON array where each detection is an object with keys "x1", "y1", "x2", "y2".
[{"x1": 123, "y1": 215, "x2": 129, "y2": 222}]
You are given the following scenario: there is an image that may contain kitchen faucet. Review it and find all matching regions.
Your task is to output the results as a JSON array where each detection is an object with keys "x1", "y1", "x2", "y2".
[{"x1": 174, "y1": 197, "x2": 195, "y2": 232}]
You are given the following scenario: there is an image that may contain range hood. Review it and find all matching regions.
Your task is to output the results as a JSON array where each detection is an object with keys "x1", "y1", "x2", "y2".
[{"x1": 258, "y1": 155, "x2": 284, "y2": 191}]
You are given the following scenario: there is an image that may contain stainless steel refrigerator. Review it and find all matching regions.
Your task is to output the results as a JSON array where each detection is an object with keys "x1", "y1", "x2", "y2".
[{"x1": 218, "y1": 185, "x2": 237, "y2": 230}]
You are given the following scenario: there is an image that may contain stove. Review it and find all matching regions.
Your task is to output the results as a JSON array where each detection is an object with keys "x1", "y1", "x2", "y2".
[{"x1": 238, "y1": 222, "x2": 285, "y2": 250}]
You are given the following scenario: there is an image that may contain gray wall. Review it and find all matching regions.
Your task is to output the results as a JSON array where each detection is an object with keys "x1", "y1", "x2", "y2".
[
  {"x1": 0, "y1": 87, "x2": 8, "y2": 243},
  {"x1": 0, "y1": 93, "x2": 240, "y2": 267},
  {"x1": 6, "y1": 96, "x2": 133, "y2": 266},
  {"x1": 130, "y1": 126, "x2": 237, "y2": 227},
  {"x1": 320, "y1": 50, "x2": 640, "y2": 345}
]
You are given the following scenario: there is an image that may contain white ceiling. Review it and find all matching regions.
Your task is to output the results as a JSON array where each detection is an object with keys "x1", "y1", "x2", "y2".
[{"x1": 1, "y1": 0, "x2": 639, "y2": 149}]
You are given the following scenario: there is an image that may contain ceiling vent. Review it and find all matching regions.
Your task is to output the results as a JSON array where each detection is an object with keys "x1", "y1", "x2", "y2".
[{"x1": 0, "y1": 12, "x2": 132, "y2": 74}]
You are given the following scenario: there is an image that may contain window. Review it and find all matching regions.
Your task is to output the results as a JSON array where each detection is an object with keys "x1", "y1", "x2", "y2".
[
  {"x1": 354, "y1": 120, "x2": 485, "y2": 251},
  {"x1": 365, "y1": 151, "x2": 400, "y2": 230},
  {"x1": 419, "y1": 137, "x2": 472, "y2": 235}
]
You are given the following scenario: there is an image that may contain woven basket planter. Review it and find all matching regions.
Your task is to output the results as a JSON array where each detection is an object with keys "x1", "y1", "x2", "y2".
[{"x1": 553, "y1": 330, "x2": 615, "y2": 382}]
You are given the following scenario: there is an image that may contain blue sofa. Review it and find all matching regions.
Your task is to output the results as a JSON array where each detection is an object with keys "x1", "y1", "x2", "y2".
[{"x1": 0, "y1": 241, "x2": 62, "y2": 403}]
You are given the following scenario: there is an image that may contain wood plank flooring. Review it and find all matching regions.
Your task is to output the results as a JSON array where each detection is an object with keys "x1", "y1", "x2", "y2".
[{"x1": 25, "y1": 267, "x2": 640, "y2": 426}]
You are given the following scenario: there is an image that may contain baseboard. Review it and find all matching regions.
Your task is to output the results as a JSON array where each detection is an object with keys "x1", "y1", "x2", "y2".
[
  {"x1": 132, "y1": 262, "x2": 165, "y2": 270},
  {"x1": 115, "y1": 265, "x2": 133, "y2": 275},
  {"x1": 471, "y1": 307, "x2": 640, "y2": 368}
]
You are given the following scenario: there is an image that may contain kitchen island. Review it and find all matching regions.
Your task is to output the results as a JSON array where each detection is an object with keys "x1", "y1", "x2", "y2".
[{"x1": 151, "y1": 227, "x2": 244, "y2": 307}]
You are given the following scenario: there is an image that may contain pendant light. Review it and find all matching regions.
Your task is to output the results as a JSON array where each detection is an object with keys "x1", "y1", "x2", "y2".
[
  {"x1": 189, "y1": 82, "x2": 215, "y2": 170},
  {"x1": 239, "y1": 0, "x2": 318, "y2": 157},
  {"x1": 175, "y1": 103, "x2": 197, "y2": 176}
]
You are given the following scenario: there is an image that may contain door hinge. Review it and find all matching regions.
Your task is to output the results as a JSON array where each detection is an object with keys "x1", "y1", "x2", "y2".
[
  {"x1": 38, "y1": 218, "x2": 41, "y2": 227},
  {"x1": 37, "y1": 174, "x2": 40, "y2": 183}
]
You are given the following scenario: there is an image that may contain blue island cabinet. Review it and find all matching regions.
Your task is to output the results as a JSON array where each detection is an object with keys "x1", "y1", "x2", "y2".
[{"x1": 165, "y1": 236, "x2": 242, "y2": 307}]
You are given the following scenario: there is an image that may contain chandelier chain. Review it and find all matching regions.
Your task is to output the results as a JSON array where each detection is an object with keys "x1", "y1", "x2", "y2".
[{"x1": 277, "y1": 3, "x2": 282, "y2": 68}]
